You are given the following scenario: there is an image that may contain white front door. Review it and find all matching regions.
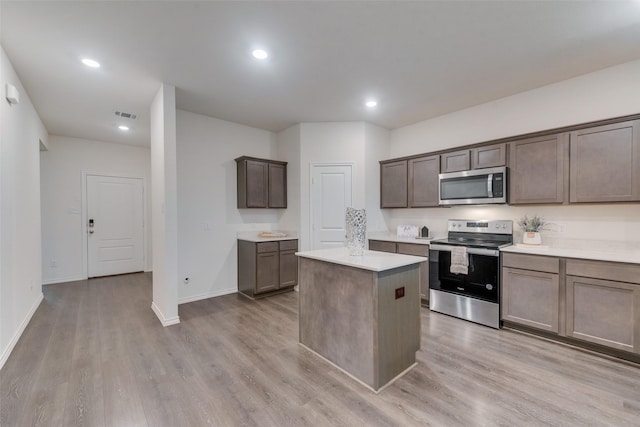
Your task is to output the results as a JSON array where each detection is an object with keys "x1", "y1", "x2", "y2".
[
  {"x1": 310, "y1": 164, "x2": 353, "y2": 250},
  {"x1": 87, "y1": 175, "x2": 144, "y2": 278}
]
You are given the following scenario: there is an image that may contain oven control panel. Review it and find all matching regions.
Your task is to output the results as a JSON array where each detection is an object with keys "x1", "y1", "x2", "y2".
[{"x1": 448, "y1": 219, "x2": 513, "y2": 234}]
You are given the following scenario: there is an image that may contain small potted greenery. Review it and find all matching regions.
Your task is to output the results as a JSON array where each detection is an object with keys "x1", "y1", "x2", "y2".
[{"x1": 518, "y1": 215, "x2": 545, "y2": 245}]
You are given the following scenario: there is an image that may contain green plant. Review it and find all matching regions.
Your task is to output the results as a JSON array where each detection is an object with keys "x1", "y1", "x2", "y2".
[{"x1": 518, "y1": 215, "x2": 546, "y2": 232}]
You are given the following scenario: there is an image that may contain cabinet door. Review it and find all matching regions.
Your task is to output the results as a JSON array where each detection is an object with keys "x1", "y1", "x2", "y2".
[
  {"x1": 471, "y1": 143, "x2": 506, "y2": 169},
  {"x1": 380, "y1": 160, "x2": 408, "y2": 208},
  {"x1": 256, "y1": 252, "x2": 279, "y2": 293},
  {"x1": 396, "y1": 243, "x2": 429, "y2": 300},
  {"x1": 268, "y1": 163, "x2": 287, "y2": 208},
  {"x1": 509, "y1": 133, "x2": 568, "y2": 204},
  {"x1": 279, "y1": 249, "x2": 298, "y2": 287},
  {"x1": 245, "y1": 160, "x2": 269, "y2": 208},
  {"x1": 570, "y1": 120, "x2": 640, "y2": 203},
  {"x1": 408, "y1": 155, "x2": 440, "y2": 207},
  {"x1": 502, "y1": 267, "x2": 560, "y2": 333},
  {"x1": 566, "y1": 275, "x2": 639, "y2": 353},
  {"x1": 441, "y1": 150, "x2": 470, "y2": 173}
]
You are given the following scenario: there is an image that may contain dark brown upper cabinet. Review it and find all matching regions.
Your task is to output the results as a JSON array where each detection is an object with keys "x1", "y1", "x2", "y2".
[
  {"x1": 509, "y1": 133, "x2": 569, "y2": 205},
  {"x1": 268, "y1": 162, "x2": 287, "y2": 208},
  {"x1": 471, "y1": 143, "x2": 506, "y2": 169},
  {"x1": 440, "y1": 150, "x2": 470, "y2": 173},
  {"x1": 408, "y1": 155, "x2": 440, "y2": 207},
  {"x1": 569, "y1": 120, "x2": 640, "y2": 203},
  {"x1": 236, "y1": 156, "x2": 287, "y2": 208},
  {"x1": 441, "y1": 143, "x2": 506, "y2": 173},
  {"x1": 380, "y1": 160, "x2": 408, "y2": 208}
]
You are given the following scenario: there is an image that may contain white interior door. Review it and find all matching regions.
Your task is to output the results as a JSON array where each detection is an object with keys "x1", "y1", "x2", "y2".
[
  {"x1": 87, "y1": 175, "x2": 144, "y2": 278},
  {"x1": 311, "y1": 164, "x2": 353, "y2": 250}
]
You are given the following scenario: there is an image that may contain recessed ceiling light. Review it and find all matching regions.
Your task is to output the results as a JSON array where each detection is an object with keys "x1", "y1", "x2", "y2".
[
  {"x1": 81, "y1": 58, "x2": 100, "y2": 68},
  {"x1": 118, "y1": 125, "x2": 129, "y2": 131},
  {"x1": 365, "y1": 100, "x2": 378, "y2": 108},
  {"x1": 252, "y1": 49, "x2": 268, "y2": 60}
]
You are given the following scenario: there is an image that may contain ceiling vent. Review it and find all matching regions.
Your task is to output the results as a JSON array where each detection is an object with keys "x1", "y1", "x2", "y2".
[{"x1": 115, "y1": 111, "x2": 137, "y2": 120}]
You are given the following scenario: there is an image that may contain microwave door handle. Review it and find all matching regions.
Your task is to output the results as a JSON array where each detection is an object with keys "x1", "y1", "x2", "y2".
[{"x1": 487, "y1": 174, "x2": 493, "y2": 197}]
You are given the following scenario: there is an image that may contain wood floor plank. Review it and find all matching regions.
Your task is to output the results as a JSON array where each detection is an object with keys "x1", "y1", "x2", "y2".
[
  {"x1": 63, "y1": 279, "x2": 105, "y2": 427},
  {"x1": 2, "y1": 272, "x2": 640, "y2": 426}
]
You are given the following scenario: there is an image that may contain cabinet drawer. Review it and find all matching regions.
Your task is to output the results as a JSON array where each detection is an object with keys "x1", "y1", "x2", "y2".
[
  {"x1": 566, "y1": 259, "x2": 640, "y2": 285},
  {"x1": 502, "y1": 252, "x2": 559, "y2": 274},
  {"x1": 257, "y1": 242, "x2": 279, "y2": 253},
  {"x1": 397, "y1": 243, "x2": 428, "y2": 257},
  {"x1": 369, "y1": 240, "x2": 397, "y2": 253},
  {"x1": 279, "y1": 239, "x2": 298, "y2": 251}
]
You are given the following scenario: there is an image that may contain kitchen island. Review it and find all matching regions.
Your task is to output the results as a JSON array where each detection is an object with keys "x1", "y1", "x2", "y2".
[{"x1": 295, "y1": 247, "x2": 425, "y2": 392}]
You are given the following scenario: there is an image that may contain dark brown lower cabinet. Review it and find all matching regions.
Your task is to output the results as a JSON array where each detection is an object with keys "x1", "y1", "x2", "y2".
[
  {"x1": 278, "y1": 241, "x2": 298, "y2": 287},
  {"x1": 238, "y1": 239, "x2": 298, "y2": 298},
  {"x1": 256, "y1": 251, "x2": 279, "y2": 293},
  {"x1": 502, "y1": 253, "x2": 562, "y2": 334},
  {"x1": 369, "y1": 240, "x2": 429, "y2": 303},
  {"x1": 566, "y1": 275, "x2": 639, "y2": 353},
  {"x1": 565, "y1": 259, "x2": 640, "y2": 354},
  {"x1": 502, "y1": 253, "x2": 640, "y2": 359},
  {"x1": 502, "y1": 266, "x2": 561, "y2": 334}
]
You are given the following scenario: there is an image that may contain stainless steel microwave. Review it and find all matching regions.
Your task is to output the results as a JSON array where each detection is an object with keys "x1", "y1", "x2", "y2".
[{"x1": 439, "y1": 166, "x2": 508, "y2": 205}]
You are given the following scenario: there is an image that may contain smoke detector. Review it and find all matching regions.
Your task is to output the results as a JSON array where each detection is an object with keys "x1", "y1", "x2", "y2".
[{"x1": 115, "y1": 111, "x2": 137, "y2": 120}]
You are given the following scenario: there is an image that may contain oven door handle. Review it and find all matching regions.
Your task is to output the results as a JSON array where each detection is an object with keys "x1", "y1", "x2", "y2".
[{"x1": 430, "y1": 244, "x2": 499, "y2": 257}]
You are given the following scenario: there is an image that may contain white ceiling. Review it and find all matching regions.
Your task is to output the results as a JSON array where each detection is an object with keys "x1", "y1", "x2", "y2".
[{"x1": 2, "y1": 1, "x2": 640, "y2": 147}]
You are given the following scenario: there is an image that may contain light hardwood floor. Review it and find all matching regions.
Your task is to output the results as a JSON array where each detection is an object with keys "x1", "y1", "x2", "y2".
[{"x1": 1, "y1": 272, "x2": 639, "y2": 426}]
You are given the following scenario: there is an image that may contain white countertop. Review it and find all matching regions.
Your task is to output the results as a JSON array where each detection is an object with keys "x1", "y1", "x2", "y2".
[
  {"x1": 295, "y1": 247, "x2": 426, "y2": 272},
  {"x1": 501, "y1": 239, "x2": 640, "y2": 264},
  {"x1": 237, "y1": 231, "x2": 298, "y2": 242},
  {"x1": 367, "y1": 232, "x2": 435, "y2": 245}
]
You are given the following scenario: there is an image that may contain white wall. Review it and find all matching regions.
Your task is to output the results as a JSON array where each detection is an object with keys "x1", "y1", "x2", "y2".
[
  {"x1": 387, "y1": 59, "x2": 640, "y2": 244},
  {"x1": 298, "y1": 122, "x2": 366, "y2": 250},
  {"x1": 1, "y1": 47, "x2": 48, "y2": 369},
  {"x1": 150, "y1": 84, "x2": 179, "y2": 326},
  {"x1": 391, "y1": 59, "x2": 640, "y2": 156},
  {"x1": 364, "y1": 123, "x2": 391, "y2": 233},
  {"x1": 40, "y1": 136, "x2": 151, "y2": 284},
  {"x1": 276, "y1": 124, "x2": 301, "y2": 234},
  {"x1": 176, "y1": 109, "x2": 279, "y2": 303}
]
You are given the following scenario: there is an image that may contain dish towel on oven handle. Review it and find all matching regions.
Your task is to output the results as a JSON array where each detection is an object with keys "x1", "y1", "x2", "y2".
[{"x1": 450, "y1": 246, "x2": 469, "y2": 275}]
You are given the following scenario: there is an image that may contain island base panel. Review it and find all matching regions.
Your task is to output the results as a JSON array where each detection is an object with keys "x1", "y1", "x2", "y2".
[{"x1": 298, "y1": 257, "x2": 420, "y2": 391}]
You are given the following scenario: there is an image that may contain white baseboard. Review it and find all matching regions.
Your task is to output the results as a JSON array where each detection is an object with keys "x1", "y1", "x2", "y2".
[
  {"x1": 151, "y1": 301, "x2": 180, "y2": 327},
  {"x1": 178, "y1": 287, "x2": 237, "y2": 304},
  {"x1": 0, "y1": 292, "x2": 44, "y2": 370},
  {"x1": 42, "y1": 276, "x2": 84, "y2": 285}
]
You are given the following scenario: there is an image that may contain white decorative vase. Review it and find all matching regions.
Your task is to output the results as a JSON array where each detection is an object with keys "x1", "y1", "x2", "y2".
[
  {"x1": 345, "y1": 207, "x2": 366, "y2": 256},
  {"x1": 522, "y1": 231, "x2": 542, "y2": 245}
]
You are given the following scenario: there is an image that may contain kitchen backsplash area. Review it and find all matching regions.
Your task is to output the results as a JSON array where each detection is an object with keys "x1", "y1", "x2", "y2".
[{"x1": 382, "y1": 204, "x2": 640, "y2": 245}]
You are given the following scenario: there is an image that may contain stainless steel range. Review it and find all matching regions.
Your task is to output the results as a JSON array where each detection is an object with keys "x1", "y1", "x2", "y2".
[{"x1": 429, "y1": 219, "x2": 513, "y2": 328}]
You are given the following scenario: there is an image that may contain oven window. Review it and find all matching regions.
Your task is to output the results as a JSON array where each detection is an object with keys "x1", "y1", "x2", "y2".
[
  {"x1": 441, "y1": 175, "x2": 489, "y2": 200},
  {"x1": 429, "y1": 250, "x2": 499, "y2": 303}
]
